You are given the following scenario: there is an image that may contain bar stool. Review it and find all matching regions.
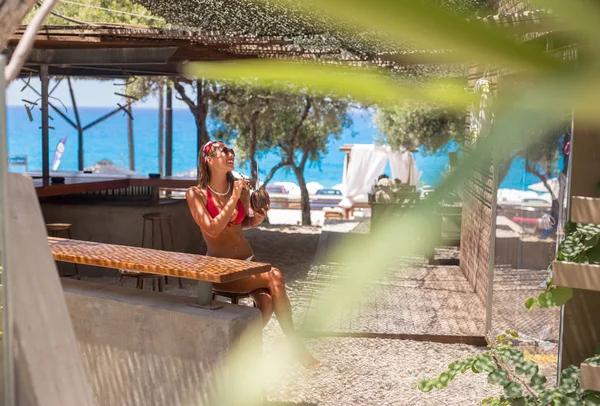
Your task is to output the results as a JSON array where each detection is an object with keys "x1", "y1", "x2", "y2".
[
  {"x1": 46, "y1": 223, "x2": 80, "y2": 280},
  {"x1": 212, "y1": 291, "x2": 257, "y2": 307},
  {"x1": 119, "y1": 269, "x2": 164, "y2": 292},
  {"x1": 119, "y1": 212, "x2": 183, "y2": 290}
]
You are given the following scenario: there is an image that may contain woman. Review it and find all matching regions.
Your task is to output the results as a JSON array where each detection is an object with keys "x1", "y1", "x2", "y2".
[{"x1": 185, "y1": 141, "x2": 320, "y2": 369}]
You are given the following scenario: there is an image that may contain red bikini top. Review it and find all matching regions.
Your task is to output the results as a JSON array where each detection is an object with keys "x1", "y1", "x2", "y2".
[{"x1": 206, "y1": 187, "x2": 246, "y2": 226}]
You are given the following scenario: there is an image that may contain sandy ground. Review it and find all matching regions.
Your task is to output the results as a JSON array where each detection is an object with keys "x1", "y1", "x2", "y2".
[{"x1": 75, "y1": 214, "x2": 557, "y2": 405}]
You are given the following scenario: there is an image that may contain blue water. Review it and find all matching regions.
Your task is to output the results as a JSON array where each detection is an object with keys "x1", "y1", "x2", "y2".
[{"x1": 6, "y1": 106, "x2": 548, "y2": 189}]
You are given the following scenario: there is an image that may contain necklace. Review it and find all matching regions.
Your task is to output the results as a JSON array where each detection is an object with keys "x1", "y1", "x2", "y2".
[{"x1": 208, "y1": 183, "x2": 230, "y2": 196}]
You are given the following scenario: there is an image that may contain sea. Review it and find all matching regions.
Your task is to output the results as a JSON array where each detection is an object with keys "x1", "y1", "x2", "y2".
[{"x1": 5, "y1": 106, "x2": 546, "y2": 190}]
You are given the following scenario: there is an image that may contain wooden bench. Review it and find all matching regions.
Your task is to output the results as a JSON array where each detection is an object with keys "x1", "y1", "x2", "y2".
[{"x1": 48, "y1": 237, "x2": 271, "y2": 307}]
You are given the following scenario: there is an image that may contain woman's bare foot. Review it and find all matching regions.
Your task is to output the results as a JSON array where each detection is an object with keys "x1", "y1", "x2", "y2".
[
  {"x1": 300, "y1": 349, "x2": 321, "y2": 370},
  {"x1": 291, "y1": 341, "x2": 321, "y2": 369}
]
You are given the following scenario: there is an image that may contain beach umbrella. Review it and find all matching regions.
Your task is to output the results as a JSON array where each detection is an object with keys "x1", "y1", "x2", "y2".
[
  {"x1": 274, "y1": 182, "x2": 301, "y2": 196},
  {"x1": 528, "y1": 177, "x2": 559, "y2": 196},
  {"x1": 306, "y1": 182, "x2": 324, "y2": 194}
]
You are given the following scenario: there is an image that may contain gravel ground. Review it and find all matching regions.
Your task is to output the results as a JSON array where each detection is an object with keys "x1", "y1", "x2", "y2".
[
  {"x1": 262, "y1": 325, "x2": 499, "y2": 405},
  {"x1": 77, "y1": 223, "x2": 554, "y2": 405},
  {"x1": 248, "y1": 226, "x2": 502, "y2": 405}
]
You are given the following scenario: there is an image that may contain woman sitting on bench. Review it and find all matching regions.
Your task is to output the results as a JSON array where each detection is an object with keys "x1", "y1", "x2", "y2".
[{"x1": 186, "y1": 141, "x2": 320, "y2": 369}]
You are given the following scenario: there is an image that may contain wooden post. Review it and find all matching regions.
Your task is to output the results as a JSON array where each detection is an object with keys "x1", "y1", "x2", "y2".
[
  {"x1": 158, "y1": 85, "x2": 164, "y2": 176},
  {"x1": 40, "y1": 65, "x2": 49, "y2": 186},
  {"x1": 128, "y1": 105, "x2": 135, "y2": 171},
  {"x1": 165, "y1": 83, "x2": 173, "y2": 177}
]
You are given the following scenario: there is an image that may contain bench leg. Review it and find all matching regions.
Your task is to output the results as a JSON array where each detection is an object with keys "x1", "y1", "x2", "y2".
[
  {"x1": 194, "y1": 281, "x2": 223, "y2": 310},
  {"x1": 197, "y1": 281, "x2": 213, "y2": 306}
]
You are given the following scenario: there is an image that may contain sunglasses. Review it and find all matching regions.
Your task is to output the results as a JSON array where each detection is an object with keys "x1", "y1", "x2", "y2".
[{"x1": 211, "y1": 145, "x2": 235, "y2": 157}]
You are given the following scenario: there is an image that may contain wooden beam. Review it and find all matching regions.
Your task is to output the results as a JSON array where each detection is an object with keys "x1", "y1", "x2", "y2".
[
  {"x1": 26, "y1": 47, "x2": 177, "y2": 65},
  {"x1": 299, "y1": 330, "x2": 487, "y2": 346}
]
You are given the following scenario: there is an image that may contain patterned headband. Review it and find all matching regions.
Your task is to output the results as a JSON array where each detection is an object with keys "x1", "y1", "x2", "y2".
[{"x1": 202, "y1": 141, "x2": 217, "y2": 168}]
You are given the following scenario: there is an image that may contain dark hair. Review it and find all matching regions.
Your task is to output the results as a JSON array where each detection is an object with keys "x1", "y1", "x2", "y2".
[
  {"x1": 377, "y1": 174, "x2": 389, "y2": 181},
  {"x1": 197, "y1": 142, "x2": 234, "y2": 188}
]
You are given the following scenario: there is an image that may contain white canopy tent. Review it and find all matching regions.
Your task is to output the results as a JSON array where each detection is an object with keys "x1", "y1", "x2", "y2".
[{"x1": 339, "y1": 144, "x2": 420, "y2": 209}]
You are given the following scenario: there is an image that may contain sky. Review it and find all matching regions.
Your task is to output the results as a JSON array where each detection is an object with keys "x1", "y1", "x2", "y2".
[{"x1": 6, "y1": 78, "x2": 189, "y2": 109}]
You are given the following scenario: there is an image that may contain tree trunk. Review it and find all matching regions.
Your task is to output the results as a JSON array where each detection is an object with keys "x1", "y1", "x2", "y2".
[
  {"x1": 249, "y1": 110, "x2": 260, "y2": 180},
  {"x1": 262, "y1": 160, "x2": 288, "y2": 188},
  {"x1": 196, "y1": 78, "x2": 209, "y2": 147},
  {"x1": 293, "y1": 164, "x2": 311, "y2": 226},
  {"x1": 525, "y1": 159, "x2": 556, "y2": 200}
]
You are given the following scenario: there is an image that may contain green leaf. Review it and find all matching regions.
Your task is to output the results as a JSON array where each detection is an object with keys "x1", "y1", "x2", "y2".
[
  {"x1": 433, "y1": 377, "x2": 446, "y2": 389},
  {"x1": 437, "y1": 372, "x2": 452, "y2": 388},
  {"x1": 561, "y1": 394, "x2": 583, "y2": 406},
  {"x1": 525, "y1": 297, "x2": 538, "y2": 310},
  {"x1": 529, "y1": 373, "x2": 548, "y2": 392},
  {"x1": 503, "y1": 382, "x2": 523, "y2": 397},
  {"x1": 537, "y1": 292, "x2": 552, "y2": 308},
  {"x1": 559, "y1": 365, "x2": 581, "y2": 393},
  {"x1": 187, "y1": 61, "x2": 473, "y2": 108},
  {"x1": 585, "y1": 393, "x2": 600, "y2": 405},
  {"x1": 507, "y1": 330, "x2": 519, "y2": 338},
  {"x1": 488, "y1": 369, "x2": 510, "y2": 387},
  {"x1": 496, "y1": 348, "x2": 524, "y2": 365},
  {"x1": 509, "y1": 397, "x2": 527, "y2": 406},
  {"x1": 536, "y1": 287, "x2": 573, "y2": 309},
  {"x1": 515, "y1": 360, "x2": 539, "y2": 379},
  {"x1": 417, "y1": 379, "x2": 434, "y2": 393},
  {"x1": 539, "y1": 388, "x2": 559, "y2": 404},
  {"x1": 474, "y1": 355, "x2": 497, "y2": 373},
  {"x1": 550, "y1": 287, "x2": 574, "y2": 307},
  {"x1": 448, "y1": 360, "x2": 467, "y2": 372}
]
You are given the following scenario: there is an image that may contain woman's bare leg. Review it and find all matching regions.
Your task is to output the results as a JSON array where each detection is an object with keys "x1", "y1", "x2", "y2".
[
  {"x1": 214, "y1": 267, "x2": 320, "y2": 368},
  {"x1": 250, "y1": 288, "x2": 273, "y2": 327}
]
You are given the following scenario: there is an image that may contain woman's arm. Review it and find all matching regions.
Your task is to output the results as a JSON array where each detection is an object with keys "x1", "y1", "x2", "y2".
[
  {"x1": 186, "y1": 184, "x2": 242, "y2": 238},
  {"x1": 243, "y1": 210, "x2": 268, "y2": 229}
]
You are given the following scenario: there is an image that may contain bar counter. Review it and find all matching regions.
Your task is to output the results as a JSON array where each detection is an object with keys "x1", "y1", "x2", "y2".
[
  {"x1": 31, "y1": 172, "x2": 197, "y2": 197},
  {"x1": 29, "y1": 172, "x2": 204, "y2": 277}
]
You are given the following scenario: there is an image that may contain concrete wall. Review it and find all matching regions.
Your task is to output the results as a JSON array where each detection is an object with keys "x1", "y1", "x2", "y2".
[
  {"x1": 62, "y1": 279, "x2": 262, "y2": 406},
  {"x1": 41, "y1": 198, "x2": 205, "y2": 276}
]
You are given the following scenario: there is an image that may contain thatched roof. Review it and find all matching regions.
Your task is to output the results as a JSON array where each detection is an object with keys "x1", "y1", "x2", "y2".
[{"x1": 134, "y1": 1, "x2": 563, "y2": 76}]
